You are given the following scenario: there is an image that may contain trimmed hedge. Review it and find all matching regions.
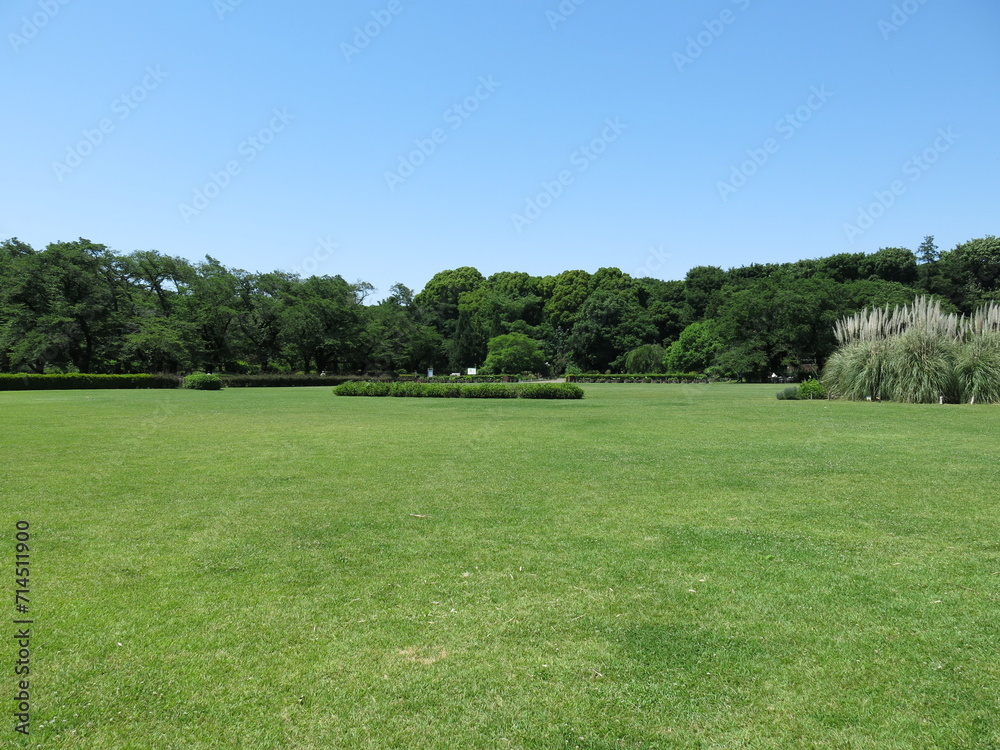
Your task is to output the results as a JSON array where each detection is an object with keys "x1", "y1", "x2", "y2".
[
  {"x1": 183, "y1": 373, "x2": 223, "y2": 390},
  {"x1": 409, "y1": 375, "x2": 522, "y2": 383},
  {"x1": 0, "y1": 373, "x2": 180, "y2": 391},
  {"x1": 220, "y1": 374, "x2": 379, "y2": 387},
  {"x1": 334, "y1": 381, "x2": 584, "y2": 399},
  {"x1": 516, "y1": 383, "x2": 585, "y2": 399},
  {"x1": 220, "y1": 374, "x2": 514, "y2": 387},
  {"x1": 566, "y1": 373, "x2": 703, "y2": 383}
]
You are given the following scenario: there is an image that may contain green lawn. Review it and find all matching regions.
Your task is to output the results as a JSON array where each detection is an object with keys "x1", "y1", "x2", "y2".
[{"x1": 2, "y1": 384, "x2": 998, "y2": 748}]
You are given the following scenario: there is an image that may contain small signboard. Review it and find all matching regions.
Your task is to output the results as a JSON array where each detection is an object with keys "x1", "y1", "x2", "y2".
[
  {"x1": 467, "y1": 368, "x2": 477, "y2": 376},
  {"x1": 427, "y1": 368, "x2": 434, "y2": 378}
]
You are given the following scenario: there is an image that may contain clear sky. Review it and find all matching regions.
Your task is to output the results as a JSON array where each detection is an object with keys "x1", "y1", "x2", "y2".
[{"x1": 3, "y1": 0, "x2": 998, "y2": 298}]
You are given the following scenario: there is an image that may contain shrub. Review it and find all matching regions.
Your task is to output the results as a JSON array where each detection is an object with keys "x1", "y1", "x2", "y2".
[
  {"x1": 334, "y1": 381, "x2": 392, "y2": 397},
  {"x1": 516, "y1": 383, "x2": 584, "y2": 399},
  {"x1": 565, "y1": 373, "x2": 702, "y2": 384},
  {"x1": 0, "y1": 374, "x2": 179, "y2": 391},
  {"x1": 421, "y1": 383, "x2": 463, "y2": 398},
  {"x1": 798, "y1": 378, "x2": 827, "y2": 400},
  {"x1": 221, "y1": 374, "x2": 341, "y2": 387},
  {"x1": 955, "y1": 332, "x2": 1000, "y2": 405},
  {"x1": 824, "y1": 297, "x2": 1000, "y2": 403},
  {"x1": 482, "y1": 333, "x2": 546, "y2": 375},
  {"x1": 183, "y1": 373, "x2": 223, "y2": 390},
  {"x1": 459, "y1": 383, "x2": 518, "y2": 399},
  {"x1": 388, "y1": 381, "x2": 427, "y2": 397},
  {"x1": 334, "y1": 382, "x2": 583, "y2": 399},
  {"x1": 776, "y1": 386, "x2": 800, "y2": 400},
  {"x1": 623, "y1": 344, "x2": 668, "y2": 374}
]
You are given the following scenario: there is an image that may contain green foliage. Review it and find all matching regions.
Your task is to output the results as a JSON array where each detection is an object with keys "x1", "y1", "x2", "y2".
[
  {"x1": 954, "y1": 332, "x2": 1000, "y2": 404},
  {"x1": 663, "y1": 321, "x2": 723, "y2": 372},
  {"x1": 797, "y1": 378, "x2": 827, "y2": 399},
  {"x1": 333, "y1": 381, "x2": 583, "y2": 399},
  {"x1": 182, "y1": 373, "x2": 223, "y2": 390},
  {"x1": 565, "y1": 373, "x2": 701, "y2": 383},
  {"x1": 481, "y1": 332, "x2": 546, "y2": 375},
  {"x1": 458, "y1": 383, "x2": 519, "y2": 399},
  {"x1": 824, "y1": 297, "x2": 1000, "y2": 403},
  {"x1": 222, "y1": 374, "x2": 342, "y2": 387},
  {"x1": 4, "y1": 233, "x2": 1000, "y2": 389},
  {"x1": 515, "y1": 383, "x2": 584, "y2": 399},
  {"x1": 887, "y1": 327, "x2": 958, "y2": 403},
  {"x1": 0, "y1": 373, "x2": 179, "y2": 390},
  {"x1": 387, "y1": 380, "x2": 431, "y2": 397},
  {"x1": 623, "y1": 344, "x2": 667, "y2": 373},
  {"x1": 775, "y1": 386, "x2": 800, "y2": 400},
  {"x1": 861, "y1": 247, "x2": 918, "y2": 284},
  {"x1": 332, "y1": 380, "x2": 392, "y2": 397},
  {"x1": 566, "y1": 285, "x2": 657, "y2": 372}
]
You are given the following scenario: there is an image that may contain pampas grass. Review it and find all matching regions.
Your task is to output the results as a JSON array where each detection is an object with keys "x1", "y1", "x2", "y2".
[
  {"x1": 954, "y1": 332, "x2": 1000, "y2": 405},
  {"x1": 824, "y1": 297, "x2": 1000, "y2": 404}
]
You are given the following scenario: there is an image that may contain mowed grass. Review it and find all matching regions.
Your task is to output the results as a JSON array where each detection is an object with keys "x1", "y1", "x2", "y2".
[{"x1": 2, "y1": 384, "x2": 999, "y2": 749}]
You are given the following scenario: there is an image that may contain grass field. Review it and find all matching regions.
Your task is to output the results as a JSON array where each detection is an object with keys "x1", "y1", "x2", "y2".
[{"x1": 2, "y1": 384, "x2": 998, "y2": 749}]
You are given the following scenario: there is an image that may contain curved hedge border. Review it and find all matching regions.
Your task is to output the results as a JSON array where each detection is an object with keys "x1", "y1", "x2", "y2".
[
  {"x1": 0, "y1": 374, "x2": 180, "y2": 391},
  {"x1": 566, "y1": 373, "x2": 704, "y2": 383},
  {"x1": 334, "y1": 381, "x2": 584, "y2": 399}
]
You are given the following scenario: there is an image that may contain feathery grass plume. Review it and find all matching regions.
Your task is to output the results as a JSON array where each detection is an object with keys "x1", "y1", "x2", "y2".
[
  {"x1": 824, "y1": 297, "x2": 1000, "y2": 403},
  {"x1": 955, "y1": 332, "x2": 1000, "y2": 404},
  {"x1": 886, "y1": 327, "x2": 958, "y2": 403},
  {"x1": 824, "y1": 340, "x2": 893, "y2": 400}
]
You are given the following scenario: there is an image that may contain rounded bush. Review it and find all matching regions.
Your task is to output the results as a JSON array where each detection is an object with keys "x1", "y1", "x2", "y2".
[
  {"x1": 797, "y1": 378, "x2": 827, "y2": 400},
  {"x1": 183, "y1": 373, "x2": 223, "y2": 390}
]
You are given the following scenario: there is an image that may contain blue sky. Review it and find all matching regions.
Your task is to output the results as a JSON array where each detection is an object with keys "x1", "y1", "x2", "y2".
[{"x1": 3, "y1": 0, "x2": 998, "y2": 297}]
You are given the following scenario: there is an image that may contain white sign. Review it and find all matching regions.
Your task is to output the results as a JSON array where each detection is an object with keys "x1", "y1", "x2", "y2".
[
  {"x1": 467, "y1": 368, "x2": 477, "y2": 376},
  {"x1": 427, "y1": 368, "x2": 434, "y2": 378}
]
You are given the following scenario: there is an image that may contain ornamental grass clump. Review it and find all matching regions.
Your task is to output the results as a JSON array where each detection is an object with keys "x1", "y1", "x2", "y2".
[{"x1": 823, "y1": 297, "x2": 1000, "y2": 404}]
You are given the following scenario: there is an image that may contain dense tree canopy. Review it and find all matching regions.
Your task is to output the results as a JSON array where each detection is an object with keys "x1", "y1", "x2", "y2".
[{"x1": 1, "y1": 234, "x2": 995, "y2": 379}]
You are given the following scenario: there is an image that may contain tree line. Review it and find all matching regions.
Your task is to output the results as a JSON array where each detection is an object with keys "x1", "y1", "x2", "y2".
[{"x1": 1, "y1": 235, "x2": 997, "y2": 379}]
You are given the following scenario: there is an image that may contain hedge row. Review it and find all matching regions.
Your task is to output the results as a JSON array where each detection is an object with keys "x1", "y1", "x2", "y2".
[
  {"x1": 221, "y1": 374, "x2": 520, "y2": 387},
  {"x1": 566, "y1": 373, "x2": 704, "y2": 383},
  {"x1": 183, "y1": 373, "x2": 223, "y2": 390},
  {"x1": 398, "y1": 374, "x2": 522, "y2": 383},
  {"x1": 334, "y1": 381, "x2": 584, "y2": 399},
  {"x1": 219, "y1": 374, "x2": 386, "y2": 387},
  {"x1": 0, "y1": 372, "x2": 533, "y2": 391},
  {"x1": 0, "y1": 374, "x2": 180, "y2": 391}
]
